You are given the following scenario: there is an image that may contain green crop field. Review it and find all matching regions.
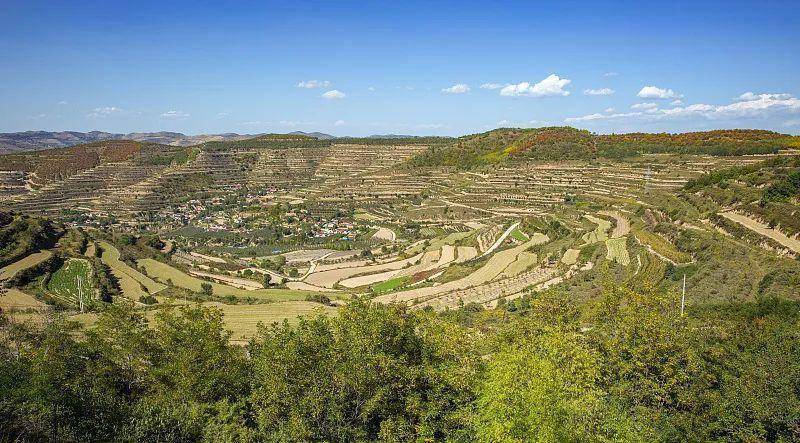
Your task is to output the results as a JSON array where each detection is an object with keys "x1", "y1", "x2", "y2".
[
  {"x1": 509, "y1": 228, "x2": 528, "y2": 242},
  {"x1": 372, "y1": 275, "x2": 410, "y2": 293},
  {"x1": 605, "y1": 237, "x2": 631, "y2": 266},
  {"x1": 47, "y1": 258, "x2": 94, "y2": 305}
]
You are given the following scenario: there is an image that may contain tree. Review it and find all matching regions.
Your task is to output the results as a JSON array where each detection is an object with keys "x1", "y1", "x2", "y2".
[
  {"x1": 262, "y1": 273, "x2": 272, "y2": 287},
  {"x1": 200, "y1": 282, "x2": 213, "y2": 296}
]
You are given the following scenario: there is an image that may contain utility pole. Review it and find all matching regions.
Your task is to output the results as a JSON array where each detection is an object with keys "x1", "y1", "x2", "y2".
[
  {"x1": 680, "y1": 274, "x2": 686, "y2": 316},
  {"x1": 78, "y1": 276, "x2": 84, "y2": 313}
]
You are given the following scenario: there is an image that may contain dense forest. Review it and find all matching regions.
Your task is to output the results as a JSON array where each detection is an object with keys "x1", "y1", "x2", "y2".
[{"x1": 2, "y1": 286, "x2": 799, "y2": 442}]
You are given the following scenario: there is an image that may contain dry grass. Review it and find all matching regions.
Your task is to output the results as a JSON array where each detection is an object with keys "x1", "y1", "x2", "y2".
[{"x1": 0, "y1": 251, "x2": 53, "y2": 281}]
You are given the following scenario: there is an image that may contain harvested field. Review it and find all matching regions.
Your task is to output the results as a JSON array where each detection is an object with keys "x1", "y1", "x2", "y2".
[
  {"x1": 0, "y1": 250, "x2": 52, "y2": 281},
  {"x1": 455, "y1": 246, "x2": 478, "y2": 262},
  {"x1": 501, "y1": 251, "x2": 537, "y2": 278},
  {"x1": 138, "y1": 258, "x2": 310, "y2": 301},
  {"x1": 561, "y1": 249, "x2": 580, "y2": 265},
  {"x1": 147, "y1": 301, "x2": 336, "y2": 344},
  {"x1": 285, "y1": 281, "x2": 340, "y2": 292},
  {"x1": 605, "y1": 237, "x2": 631, "y2": 266},
  {"x1": 371, "y1": 227, "x2": 396, "y2": 242},
  {"x1": 720, "y1": 211, "x2": 800, "y2": 254},
  {"x1": 339, "y1": 268, "x2": 402, "y2": 288},
  {"x1": 283, "y1": 249, "x2": 336, "y2": 263},
  {"x1": 99, "y1": 242, "x2": 166, "y2": 296},
  {"x1": 374, "y1": 235, "x2": 549, "y2": 305},
  {"x1": 304, "y1": 253, "x2": 424, "y2": 288},
  {"x1": 599, "y1": 210, "x2": 630, "y2": 238},
  {"x1": 0, "y1": 288, "x2": 46, "y2": 310},
  {"x1": 188, "y1": 269, "x2": 264, "y2": 290}
]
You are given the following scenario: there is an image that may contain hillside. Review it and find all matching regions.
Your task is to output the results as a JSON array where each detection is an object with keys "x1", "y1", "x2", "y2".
[
  {"x1": 684, "y1": 155, "x2": 800, "y2": 238},
  {"x1": 409, "y1": 127, "x2": 798, "y2": 169},
  {"x1": 0, "y1": 130, "x2": 275, "y2": 154}
]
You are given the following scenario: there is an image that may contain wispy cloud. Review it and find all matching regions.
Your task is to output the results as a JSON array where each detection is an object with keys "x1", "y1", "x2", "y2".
[
  {"x1": 631, "y1": 102, "x2": 658, "y2": 110},
  {"x1": 321, "y1": 90, "x2": 346, "y2": 99},
  {"x1": 442, "y1": 83, "x2": 470, "y2": 94},
  {"x1": 584, "y1": 88, "x2": 615, "y2": 96},
  {"x1": 603, "y1": 72, "x2": 619, "y2": 77},
  {"x1": 161, "y1": 110, "x2": 190, "y2": 119},
  {"x1": 87, "y1": 106, "x2": 123, "y2": 118},
  {"x1": 297, "y1": 80, "x2": 331, "y2": 89},
  {"x1": 480, "y1": 83, "x2": 506, "y2": 90}
]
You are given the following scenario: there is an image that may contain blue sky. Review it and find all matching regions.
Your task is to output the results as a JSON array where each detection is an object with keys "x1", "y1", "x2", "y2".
[{"x1": 1, "y1": 0, "x2": 798, "y2": 136}]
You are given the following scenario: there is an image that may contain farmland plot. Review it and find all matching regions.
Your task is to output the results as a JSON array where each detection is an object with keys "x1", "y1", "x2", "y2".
[
  {"x1": 374, "y1": 235, "x2": 549, "y2": 305},
  {"x1": 305, "y1": 252, "x2": 424, "y2": 288},
  {"x1": 0, "y1": 250, "x2": 52, "y2": 281},
  {"x1": 47, "y1": 258, "x2": 94, "y2": 305},
  {"x1": 138, "y1": 258, "x2": 309, "y2": 301},
  {"x1": 720, "y1": 211, "x2": 800, "y2": 254},
  {"x1": 99, "y1": 242, "x2": 166, "y2": 297},
  {"x1": 605, "y1": 237, "x2": 631, "y2": 266},
  {"x1": 581, "y1": 215, "x2": 612, "y2": 245}
]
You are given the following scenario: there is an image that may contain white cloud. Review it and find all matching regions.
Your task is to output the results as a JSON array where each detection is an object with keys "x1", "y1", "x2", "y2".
[
  {"x1": 631, "y1": 102, "x2": 658, "y2": 110},
  {"x1": 278, "y1": 120, "x2": 316, "y2": 127},
  {"x1": 87, "y1": 106, "x2": 123, "y2": 118},
  {"x1": 584, "y1": 88, "x2": 615, "y2": 96},
  {"x1": 442, "y1": 83, "x2": 470, "y2": 94},
  {"x1": 58, "y1": 100, "x2": 68, "y2": 105},
  {"x1": 321, "y1": 90, "x2": 346, "y2": 100},
  {"x1": 216, "y1": 112, "x2": 230, "y2": 118},
  {"x1": 500, "y1": 74, "x2": 571, "y2": 97},
  {"x1": 603, "y1": 72, "x2": 619, "y2": 77},
  {"x1": 480, "y1": 82, "x2": 505, "y2": 90},
  {"x1": 604, "y1": 107, "x2": 616, "y2": 113},
  {"x1": 737, "y1": 91, "x2": 793, "y2": 102},
  {"x1": 638, "y1": 86, "x2": 680, "y2": 100},
  {"x1": 333, "y1": 119, "x2": 345, "y2": 127},
  {"x1": 565, "y1": 112, "x2": 642, "y2": 122},
  {"x1": 367, "y1": 86, "x2": 376, "y2": 91},
  {"x1": 297, "y1": 80, "x2": 331, "y2": 89},
  {"x1": 670, "y1": 99, "x2": 684, "y2": 106},
  {"x1": 497, "y1": 119, "x2": 511, "y2": 126},
  {"x1": 161, "y1": 110, "x2": 190, "y2": 119},
  {"x1": 566, "y1": 93, "x2": 800, "y2": 124}
]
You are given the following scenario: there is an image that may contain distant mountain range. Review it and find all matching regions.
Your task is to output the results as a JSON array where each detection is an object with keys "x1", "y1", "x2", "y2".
[{"x1": 0, "y1": 130, "x2": 337, "y2": 154}]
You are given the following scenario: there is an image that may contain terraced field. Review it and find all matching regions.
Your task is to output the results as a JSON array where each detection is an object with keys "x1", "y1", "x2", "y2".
[
  {"x1": 47, "y1": 258, "x2": 94, "y2": 305},
  {"x1": 138, "y1": 258, "x2": 311, "y2": 301},
  {"x1": 0, "y1": 250, "x2": 52, "y2": 281},
  {"x1": 99, "y1": 242, "x2": 166, "y2": 299}
]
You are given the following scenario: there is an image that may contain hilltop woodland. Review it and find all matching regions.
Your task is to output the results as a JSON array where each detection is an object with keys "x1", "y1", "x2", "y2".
[{"x1": 409, "y1": 127, "x2": 797, "y2": 169}]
